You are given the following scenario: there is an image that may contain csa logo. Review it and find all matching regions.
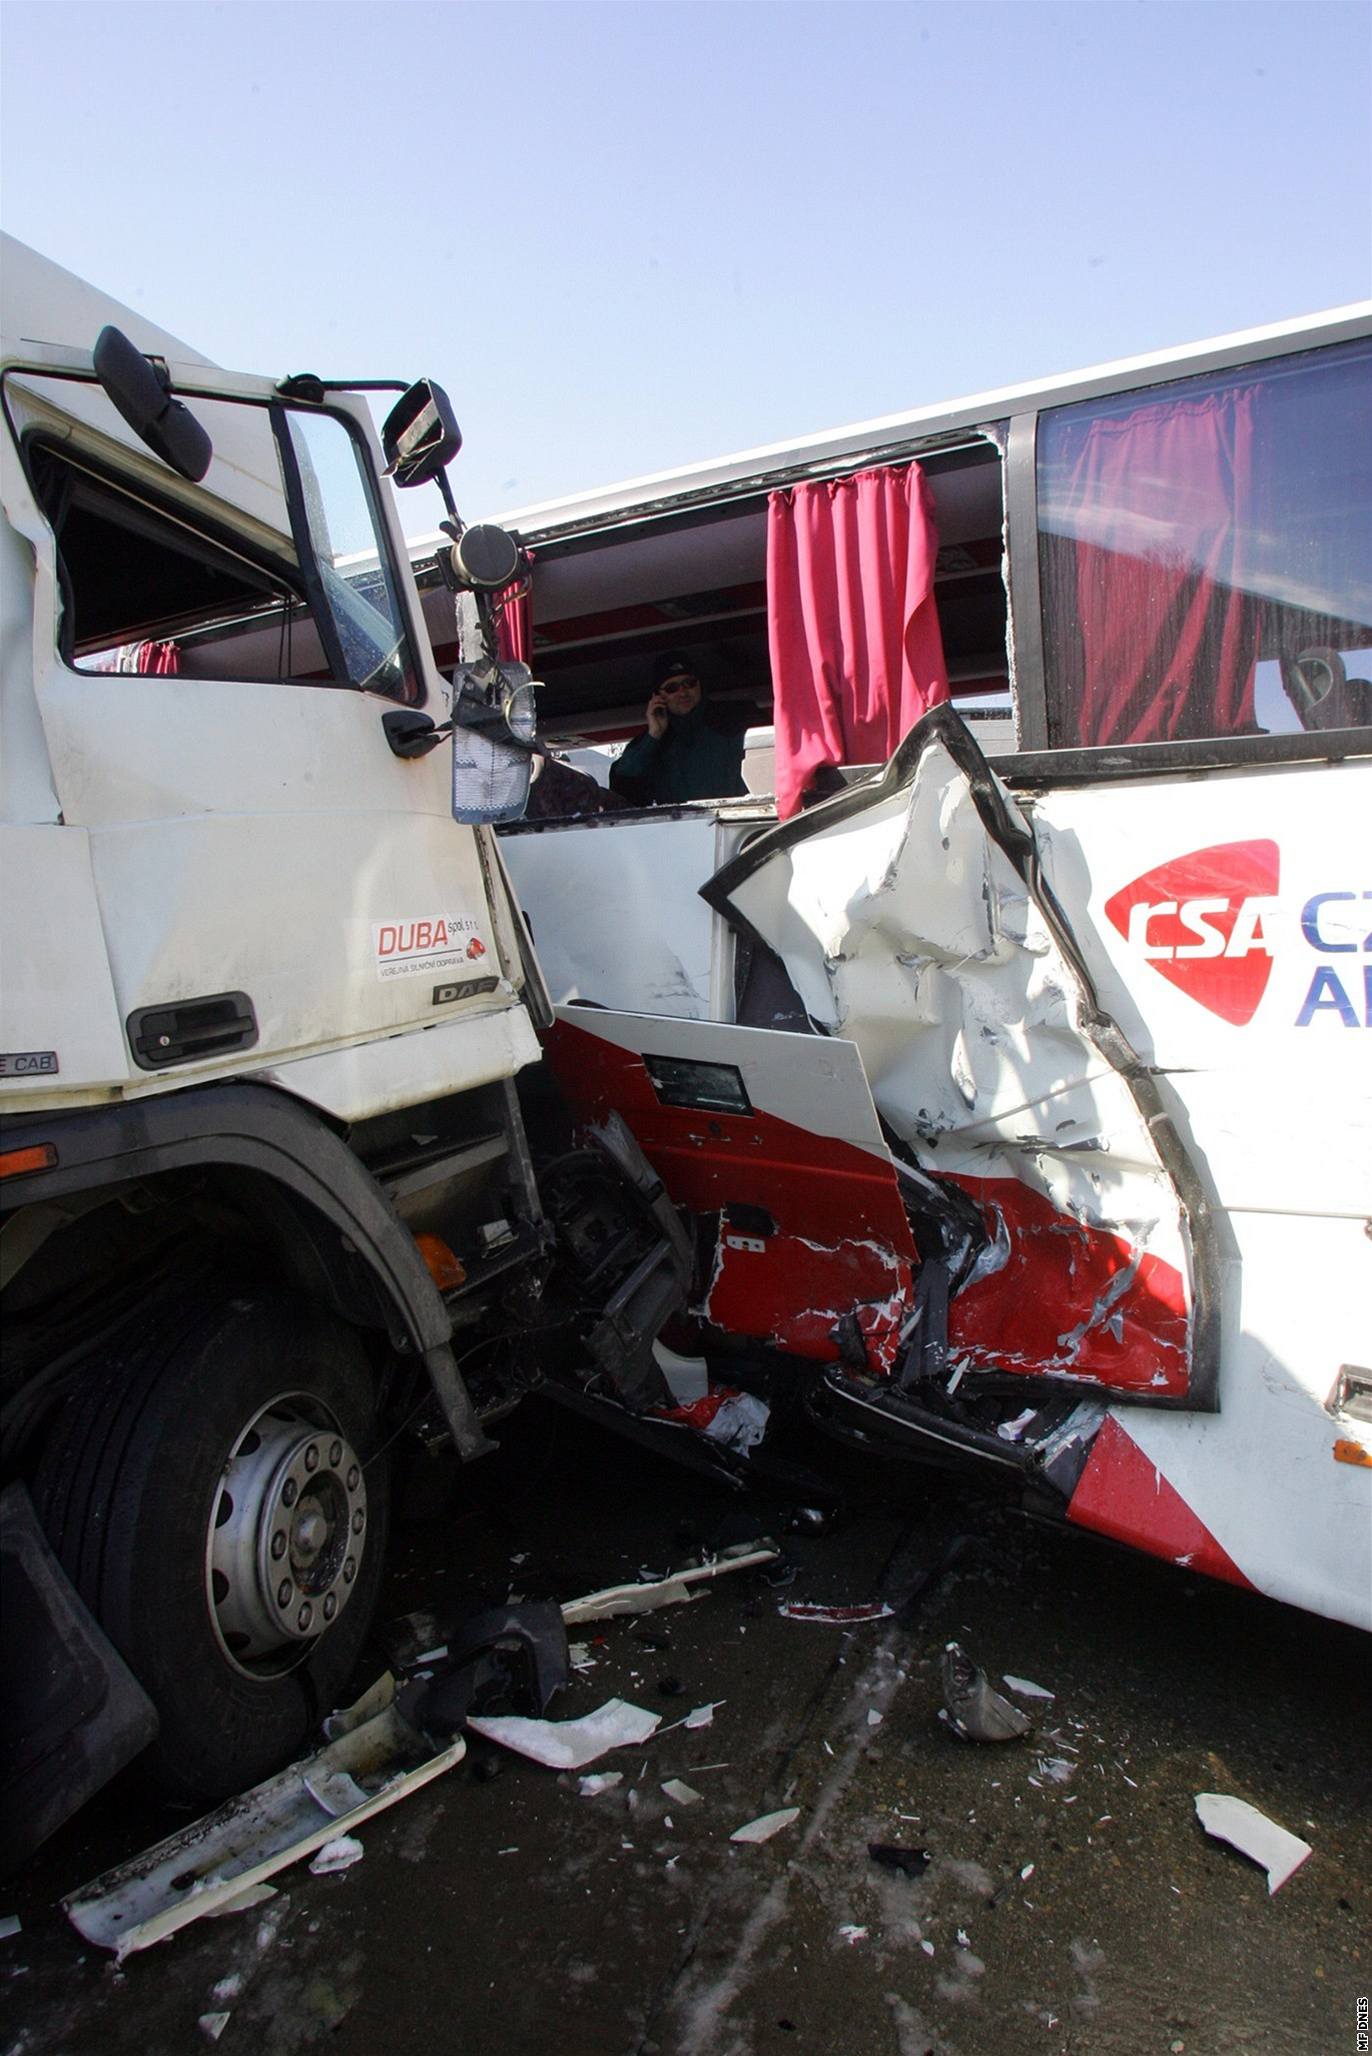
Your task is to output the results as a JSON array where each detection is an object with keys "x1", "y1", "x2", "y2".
[{"x1": 1104, "y1": 841, "x2": 1279, "y2": 1026}]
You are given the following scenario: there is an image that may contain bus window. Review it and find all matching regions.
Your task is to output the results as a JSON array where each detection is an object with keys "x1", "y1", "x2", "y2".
[{"x1": 1036, "y1": 338, "x2": 1372, "y2": 747}]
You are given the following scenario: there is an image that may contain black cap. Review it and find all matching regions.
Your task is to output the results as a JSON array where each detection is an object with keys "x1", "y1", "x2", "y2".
[{"x1": 652, "y1": 651, "x2": 697, "y2": 690}]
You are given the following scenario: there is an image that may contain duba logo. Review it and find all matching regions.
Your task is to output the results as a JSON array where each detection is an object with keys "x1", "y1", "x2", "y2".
[{"x1": 1104, "y1": 841, "x2": 1280, "y2": 1026}]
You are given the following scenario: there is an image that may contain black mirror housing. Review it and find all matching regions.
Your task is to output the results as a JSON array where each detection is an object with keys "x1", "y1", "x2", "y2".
[
  {"x1": 92, "y1": 327, "x2": 213, "y2": 482},
  {"x1": 382, "y1": 380, "x2": 462, "y2": 488}
]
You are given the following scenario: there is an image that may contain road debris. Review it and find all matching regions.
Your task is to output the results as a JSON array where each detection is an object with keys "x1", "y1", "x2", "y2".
[
  {"x1": 778, "y1": 1601, "x2": 894, "y2": 1625},
  {"x1": 467, "y1": 1698, "x2": 661, "y2": 1771},
  {"x1": 868, "y1": 1843, "x2": 931, "y2": 1877},
  {"x1": 561, "y1": 1544, "x2": 779, "y2": 1625},
  {"x1": 684, "y1": 1702, "x2": 720, "y2": 1730},
  {"x1": 1002, "y1": 1675, "x2": 1055, "y2": 1701},
  {"x1": 940, "y1": 1643, "x2": 1032, "y2": 1743},
  {"x1": 730, "y1": 1807, "x2": 801, "y2": 1844},
  {"x1": 308, "y1": 1836, "x2": 365, "y2": 1876},
  {"x1": 0, "y1": 1916, "x2": 20, "y2": 1940},
  {"x1": 578, "y1": 1772, "x2": 624, "y2": 1797},
  {"x1": 838, "y1": 1924, "x2": 869, "y2": 1944},
  {"x1": 661, "y1": 1779, "x2": 703, "y2": 1808},
  {"x1": 64, "y1": 1680, "x2": 465, "y2": 1960},
  {"x1": 1194, "y1": 1793, "x2": 1313, "y2": 1894},
  {"x1": 198, "y1": 2013, "x2": 231, "y2": 2043}
]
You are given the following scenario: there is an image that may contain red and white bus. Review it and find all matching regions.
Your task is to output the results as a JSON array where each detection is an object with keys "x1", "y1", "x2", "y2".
[{"x1": 422, "y1": 303, "x2": 1372, "y2": 1630}]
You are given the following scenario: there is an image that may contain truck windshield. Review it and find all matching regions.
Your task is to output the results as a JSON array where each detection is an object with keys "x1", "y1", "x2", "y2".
[{"x1": 7, "y1": 372, "x2": 420, "y2": 701}]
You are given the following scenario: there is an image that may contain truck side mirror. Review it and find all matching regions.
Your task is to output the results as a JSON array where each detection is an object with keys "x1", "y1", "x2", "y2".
[
  {"x1": 92, "y1": 326, "x2": 213, "y2": 482},
  {"x1": 382, "y1": 380, "x2": 462, "y2": 488}
]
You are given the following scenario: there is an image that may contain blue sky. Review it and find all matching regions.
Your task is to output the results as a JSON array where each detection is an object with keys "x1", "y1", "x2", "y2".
[{"x1": 3, "y1": 1, "x2": 1369, "y2": 519}]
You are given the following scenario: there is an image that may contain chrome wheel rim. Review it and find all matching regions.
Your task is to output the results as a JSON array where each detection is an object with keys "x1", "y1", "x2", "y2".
[{"x1": 206, "y1": 1393, "x2": 367, "y2": 1676}]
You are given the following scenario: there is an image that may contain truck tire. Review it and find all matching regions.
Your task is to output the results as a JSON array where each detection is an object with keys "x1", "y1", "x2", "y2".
[{"x1": 32, "y1": 1290, "x2": 389, "y2": 1804}]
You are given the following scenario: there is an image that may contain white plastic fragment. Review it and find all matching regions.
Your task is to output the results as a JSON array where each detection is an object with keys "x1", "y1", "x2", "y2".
[
  {"x1": 561, "y1": 1545, "x2": 779, "y2": 1626},
  {"x1": 468, "y1": 1698, "x2": 661, "y2": 1771},
  {"x1": 838, "y1": 1924, "x2": 869, "y2": 1944},
  {"x1": 578, "y1": 1771, "x2": 624, "y2": 1797},
  {"x1": 920, "y1": 1940, "x2": 935, "y2": 1957},
  {"x1": 866, "y1": 1709, "x2": 884, "y2": 1728},
  {"x1": 1194, "y1": 1793, "x2": 1312, "y2": 1894},
  {"x1": 661, "y1": 1780, "x2": 703, "y2": 1808},
  {"x1": 1020, "y1": 1863, "x2": 1035, "y2": 1880},
  {"x1": 63, "y1": 1681, "x2": 463, "y2": 1961},
  {"x1": 684, "y1": 1703, "x2": 720, "y2": 1730},
  {"x1": 956, "y1": 1928, "x2": 971, "y2": 1948},
  {"x1": 308, "y1": 1835, "x2": 364, "y2": 1876},
  {"x1": 1002, "y1": 1675, "x2": 1055, "y2": 1701},
  {"x1": 198, "y1": 2014, "x2": 231, "y2": 2044},
  {"x1": 0, "y1": 1916, "x2": 20, "y2": 1941},
  {"x1": 729, "y1": 1807, "x2": 801, "y2": 1845}
]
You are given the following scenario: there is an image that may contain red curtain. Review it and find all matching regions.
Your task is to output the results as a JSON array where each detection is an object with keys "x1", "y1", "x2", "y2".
[
  {"x1": 494, "y1": 580, "x2": 533, "y2": 665},
  {"x1": 1063, "y1": 388, "x2": 1262, "y2": 743},
  {"x1": 767, "y1": 464, "x2": 949, "y2": 819}
]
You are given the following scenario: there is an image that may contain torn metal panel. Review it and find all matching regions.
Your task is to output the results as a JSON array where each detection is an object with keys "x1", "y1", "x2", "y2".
[
  {"x1": 65, "y1": 1690, "x2": 463, "y2": 1961},
  {"x1": 705, "y1": 705, "x2": 1216, "y2": 1409}
]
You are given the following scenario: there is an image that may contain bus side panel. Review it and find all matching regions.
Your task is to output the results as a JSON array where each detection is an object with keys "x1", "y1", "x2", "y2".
[{"x1": 1033, "y1": 761, "x2": 1372, "y2": 1627}]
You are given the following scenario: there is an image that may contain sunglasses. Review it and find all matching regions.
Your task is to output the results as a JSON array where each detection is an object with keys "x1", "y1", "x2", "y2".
[{"x1": 661, "y1": 675, "x2": 699, "y2": 691}]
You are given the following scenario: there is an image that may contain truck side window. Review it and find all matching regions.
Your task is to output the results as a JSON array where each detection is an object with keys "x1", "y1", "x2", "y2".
[
  {"x1": 1036, "y1": 338, "x2": 1372, "y2": 747},
  {"x1": 12, "y1": 377, "x2": 419, "y2": 701}
]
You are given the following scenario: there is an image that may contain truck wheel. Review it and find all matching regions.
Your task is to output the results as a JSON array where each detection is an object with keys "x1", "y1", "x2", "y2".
[{"x1": 32, "y1": 1291, "x2": 390, "y2": 1804}]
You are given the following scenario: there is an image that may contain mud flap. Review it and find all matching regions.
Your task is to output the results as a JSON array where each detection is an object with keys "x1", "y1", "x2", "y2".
[{"x1": 0, "y1": 1483, "x2": 158, "y2": 1870}]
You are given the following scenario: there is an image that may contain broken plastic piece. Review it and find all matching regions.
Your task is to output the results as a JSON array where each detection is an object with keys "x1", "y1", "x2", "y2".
[
  {"x1": 867, "y1": 1843, "x2": 930, "y2": 1877},
  {"x1": 730, "y1": 1807, "x2": 801, "y2": 1844},
  {"x1": 308, "y1": 1835, "x2": 364, "y2": 1875},
  {"x1": 1002, "y1": 1675, "x2": 1055, "y2": 1701},
  {"x1": 778, "y1": 1601, "x2": 893, "y2": 1625},
  {"x1": 661, "y1": 1779, "x2": 703, "y2": 1807},
  {"x1": 0, "y1": 1915, "x2": 20, "y2": 1940},
  {"x1": 199, "y1": 2014, "x2": 231, "y2": 2044},
  {"x1": 64, "y1": 1683, "x2": 463, "y2": 1960},
  {"x1": 561, "y1": 1545, "x2": 778, "y2": 1625},
  {"x1": 940, "y1": 1644, "x2": 1032, "y2": 1744},
  {"x1": 467, "y1": 1698, "x2": 661, "y2": 1771},
  {"x1": 577, "y1": 1772, "x2": 623, "y2": 1797},
  {"x1": 838, "y1": 1924, "x2": 869, "y2": 1944},
  {"x1": 1194, "y1": 1793, "x2": 1312, "y2": 1894},
  {"x1": 684, "y1": 1703, "x2": 720, "y2": 1730}
]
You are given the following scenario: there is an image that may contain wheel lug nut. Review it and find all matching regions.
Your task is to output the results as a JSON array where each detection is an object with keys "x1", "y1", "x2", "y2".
[
  {"x1": 343, "y1": 1558, "x2": 356, "y2": 1583},
  {"x1": 282, "y1": 1479, "x2": 298, "y2": 1508},
  {"x1": 270, "y1": 1530, "x2": 287, "y2": 1560},
  {"x1": 351, "y1": 1508, "x2": 365, "y2": 1534},
  {"x1": 330, "y1": 1440, "x2": 343, "y2": 1467},
  {"x1": 346, "y1": 1465, "x2": 360, "y2": 1491},
  {"x1": 323, "y1": 1594, "x2": 337, "y2": 1621},
  {"x1": 304, "y1": 1443, "x2": 319, "y2": 1472},
  {"x1": 277, "y1": 1579, "x2": 293, "y2": 1608},
  {"x1": 297, "y1": 1602, "x2": 313, "y2": 1632}
]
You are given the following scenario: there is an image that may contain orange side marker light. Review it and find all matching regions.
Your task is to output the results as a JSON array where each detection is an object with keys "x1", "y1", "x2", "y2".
[
  {"x1": 0, "y1": 1143, "x2": 57, "y2": 1180},
  {"x1": 414, "y1": 1232, "x2": 466, "y2": 1293}
]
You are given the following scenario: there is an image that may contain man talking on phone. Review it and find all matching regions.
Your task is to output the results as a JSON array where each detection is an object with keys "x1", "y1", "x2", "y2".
[{"x1": 609, "y1": 652, "x2": 752, "y2": 807}]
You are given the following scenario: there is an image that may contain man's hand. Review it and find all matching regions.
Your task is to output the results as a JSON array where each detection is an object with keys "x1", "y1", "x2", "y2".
[{"x1": 646, "y1": 693, "x2": 669, "y2": 739}]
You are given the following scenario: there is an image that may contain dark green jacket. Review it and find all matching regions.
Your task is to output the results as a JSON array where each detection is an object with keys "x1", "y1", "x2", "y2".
[{"x1": 610, "y1": 701, "x2": 749, "y2": 806}]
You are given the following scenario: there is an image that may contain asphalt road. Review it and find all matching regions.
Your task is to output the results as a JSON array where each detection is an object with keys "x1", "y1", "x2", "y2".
[{"x1": 4, "y1": 1400, "x2": 1367, "y2": 2056}]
